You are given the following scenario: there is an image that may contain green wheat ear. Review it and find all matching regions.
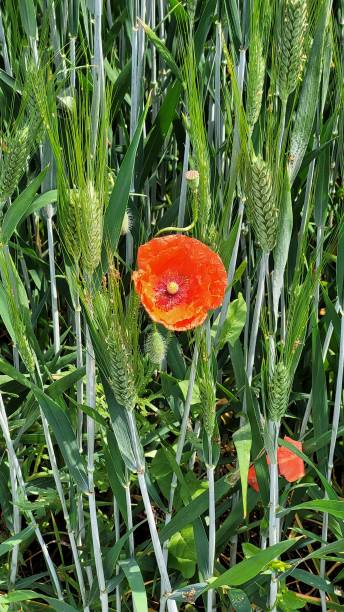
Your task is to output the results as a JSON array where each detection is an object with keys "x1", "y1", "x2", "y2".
[
  {"x1": 79, "y1": 181, "x2": 103, "y2": 277},
  {"x1": 197, "y1": 333, "x2": 217, "y2": 438},
  {"x1": 269, "y1": 361, "x2": 291, "y2": 422},
  {"x1": 0, "y1": 126, "x2": 31, "y2": 205},
  {"x1": 276, "y1": 0, "x2": 308, "y2": 100},
  {"x1": 245, "y1": 155, "x2": 278, "y2": 252}
]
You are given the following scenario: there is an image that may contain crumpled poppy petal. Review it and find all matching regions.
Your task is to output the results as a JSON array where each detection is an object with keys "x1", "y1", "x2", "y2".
[
  {"x1": 248, "y1": 464, "x2": 259, "y2": 492},
  {"x1": 277, "y1": 436, "x2": 305, "y2": 482},
  {"x1": 132, "y1": 234, "x2": 227, "y2": 331}
]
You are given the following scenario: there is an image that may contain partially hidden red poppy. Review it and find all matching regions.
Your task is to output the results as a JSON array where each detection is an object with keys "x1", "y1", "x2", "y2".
[
  {"x1": 277, "y1": 436, "x2": 305, "y2": 482},
  {"x1": 132, "y1": 234, "x2": 227, "y2": 331},
  {"x1": 248, "y1": 437, "x2": 305, "y2": 492}
]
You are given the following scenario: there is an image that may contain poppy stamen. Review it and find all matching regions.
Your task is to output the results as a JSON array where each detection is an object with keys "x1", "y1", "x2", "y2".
[{"x1": 166, "y1": 281, "x2": 179, "y2": 295}]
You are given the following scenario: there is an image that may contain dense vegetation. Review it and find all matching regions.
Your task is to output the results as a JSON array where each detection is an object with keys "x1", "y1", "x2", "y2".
[{"x1": 0, "y1": 0, "x2": 343, "y2": 610}]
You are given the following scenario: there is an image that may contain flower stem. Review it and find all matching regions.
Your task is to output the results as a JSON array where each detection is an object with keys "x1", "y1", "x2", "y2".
[{"x1": 207, "y1": 442, "x2": 216, "y2": 612}]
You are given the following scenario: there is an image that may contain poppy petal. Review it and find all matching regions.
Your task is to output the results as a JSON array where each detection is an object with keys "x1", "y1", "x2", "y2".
[{"x1": 277, "y1": 437, "x2": 305, "y2": 482}]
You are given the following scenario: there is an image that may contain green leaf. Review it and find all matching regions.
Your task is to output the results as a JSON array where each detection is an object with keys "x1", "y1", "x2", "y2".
[
  {"x1": 272, "y1": 172, "x2": 292, "y2": 325},
  {"x1": 0, "y1": 526, "x2": 34, "y2": 558},
  {"x1": 36, "y1": 394, "x2": 89, "y2": 493},
  {"x1": 0, "y1": 591, "x2": 78, "y2": 610},
  {"x1": 139, "y1": 80, "x2": 182, "y2": 187},
  {"x1": 178, "y1": 380, "x2": 201, "y2": 405},
  {"x1": 283, "y1": 500, "x2": 344, "y2": 520},
  {"x1": 18, "y1": 0, "x2": 37, "y2": 38},
  {"x1": 1, "y1": 168, "x2": 49, "y2": 242},
  {"x1": 233, "y1": 422, "x2": 252, "y2": 517},
  {"x1": 168, "y1": 525, "x2": 197, "y2": 579},
  {"x1": 119, "y1": 559, "x2": 148, "y2": 612},
  {"x1": 228, "y1": 588, "x2": 251, "y2": 612},
  {"x1": 138, "y1": 20, "x2": 181, "y2": 80},
  {"x1": 0, "y1": 590, "x2": 40, "y2": 604},
  {"x1": 208, "y1": 539, "x2": 298, "y2": 589},
  {"x1": 217, "y1": 293, "x2": 247, "y2": 349},
  {"x1": 290, "y1": 569, "x2": 334, "y2": 594},
  {"x1": 278, "y1": 589, "x2": 306, "y2": 610},
  {"x1": 101, "y1": 95, "x2": 150, "y2": 270}
]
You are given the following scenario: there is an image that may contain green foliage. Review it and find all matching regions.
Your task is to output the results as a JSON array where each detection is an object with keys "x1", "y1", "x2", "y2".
[{"x1": 0, "y1": 1, "x2": 342, "y2": 610}]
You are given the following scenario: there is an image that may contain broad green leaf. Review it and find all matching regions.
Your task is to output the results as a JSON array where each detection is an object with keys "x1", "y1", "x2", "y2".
[
  {"x1": 233, "y1": 422, "x2": 252, "y2": 517},
  {"x1": 208, "y1": 539, "x2": 298, "y2": 588},
  {"x1": 168, "y1": 525, "x2": 197, "y2": 579},
  {"x1": 1, "y1": 168, "x2": 49, "y2": 242},
  {"x1": 278, "y1": 589, "x2": 306, "y2": 610},
  {"x1": 101, "y1": 95, "x2": 150, "y2": 270},
  {"x1": 120, "y1": 559, "x2": 148, "y2": 612},
  {"x1": 272, "y1": 172, "x2": 292, "y2": 325},
  {"x1": 229, "y1": 588, "x2": 251, "y2": 612},
  {"x1": 217, "y1": 293, "x2": 247, "y2": 349},
  {"x1": 284, "y1": 500, "x2": 344, "y2": 520},
  {"x1": 290, "y1": 569, "x2": 334, "y2": 594},
  {"x1": 178, "y1": 380, "x2": 201, "y2": 405},
  {"x1": 0, "y1": 526, "x2": 34, "y2": 558}
]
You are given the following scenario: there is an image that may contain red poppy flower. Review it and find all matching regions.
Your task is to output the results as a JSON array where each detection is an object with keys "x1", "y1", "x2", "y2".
[
  {"x1": 132, "y1": 234, "x2": 227, "y2": 331},
  {"x1": 277, "y1": 436, "x2": 305, "y2": 483},
  {"x1": 248, "y1": 437, "x2": 305, "y2": 492}
]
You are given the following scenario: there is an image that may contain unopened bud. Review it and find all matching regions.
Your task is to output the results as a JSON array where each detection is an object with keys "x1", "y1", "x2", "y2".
[{"x1": 145, "y1": 329, "x2": 166, "y2": 367}]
